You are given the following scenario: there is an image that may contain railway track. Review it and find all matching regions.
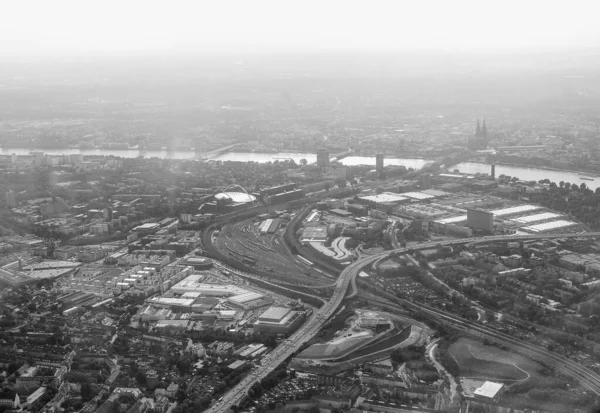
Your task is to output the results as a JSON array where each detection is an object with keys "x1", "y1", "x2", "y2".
[
  {"x1": 204, "y1": 205, "x2": 600, "y2": 411},
  {"x1": 359, "y1": 293, "x2": 600, "y2": 395},
  {"x1": 410, "y1": 301, "x2": 600, "y2": 395}
]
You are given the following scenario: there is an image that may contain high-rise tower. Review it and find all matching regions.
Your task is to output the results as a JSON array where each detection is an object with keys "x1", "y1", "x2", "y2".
[
  {"x1": 316, "y1": 148, "x2": 330, "y2": 168},
  {"x1": 375, "y1": 154, "x2": 384, "y2": 174}
]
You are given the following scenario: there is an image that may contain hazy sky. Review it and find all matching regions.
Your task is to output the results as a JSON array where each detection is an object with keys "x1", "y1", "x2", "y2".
[{"x1": 1, "y1": 0, "x2": 598, "y2": 55}]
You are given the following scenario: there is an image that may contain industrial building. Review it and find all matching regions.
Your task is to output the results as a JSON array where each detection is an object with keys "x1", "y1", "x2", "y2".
[
  {"x1": 357, "y1": 192, "x2": 409, "y2": 210},
  {"x1": 227, "y1": 291, "x2": 272, "y2": 310},
  {"x1": 489, "y1": 204, "x2": 541, "y2": 217},
  {"x1": 510, "y1": 212, "x2": 562, "y2": 224},
  {"x1": 183, "y1": 257, "x2": 213, "y2": 270},
  {"x1": 521, "y1": 219, "x2": 578, "y2": 233},
  {"x1": 260, "y1": 183, "x2": 297, "y2": 199},
  {"x1": 146, "y1": 297, "x2": 197, "y2": 311},
  {"x1": 301, "y1": 225, "x2": 329, "y2": 242},
  {"x1": 398, "y1": 205, "x2": 449, "y2": 220},
  {"x1": 473, "y1": 381, "x2": 504, "y2": 402},
  {"x1": 427, "y1": 201, "x2": 575, "y2": 236},
  {"x1": 267, "y1": 189, "x2": 305, "y2": 204},
  {"x1": 259, "y1": 218, "x2": 281, "y2": 234},
  {"x1": 466, "y1": 208, "x2": 494, "y2": 232},
  {"x1": 400, "y1": 191, "x2": 435, "y2": 201},
  {"x1": 253, "y1": 306, "x2": 306, "y2": 335}
]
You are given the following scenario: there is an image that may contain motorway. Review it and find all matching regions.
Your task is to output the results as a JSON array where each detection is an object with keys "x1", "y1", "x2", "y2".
[{"x1": 208, "y1": 231, "x2": 600, "y2": 412}]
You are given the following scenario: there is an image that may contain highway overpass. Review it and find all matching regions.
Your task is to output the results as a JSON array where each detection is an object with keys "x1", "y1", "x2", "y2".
[{"x1": 208, "y1": 231, "x2": 600, "y2": 412}]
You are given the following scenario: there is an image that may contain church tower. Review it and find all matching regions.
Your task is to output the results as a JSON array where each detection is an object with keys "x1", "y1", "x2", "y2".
[
  {"x1": 475, "y1": 119, "x2": 482, "y2": 138},
  {"x1": 482, "y1": 118, "x2": 488, "y2": 141}
]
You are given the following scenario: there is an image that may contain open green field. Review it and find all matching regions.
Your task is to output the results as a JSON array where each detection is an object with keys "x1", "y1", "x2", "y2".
[
  {"x1": 448, "y1": 338, "x2": 544, "y2": 382},
  {"x1": 297, "y1": 333, "x2": 372, "y2": 359}
]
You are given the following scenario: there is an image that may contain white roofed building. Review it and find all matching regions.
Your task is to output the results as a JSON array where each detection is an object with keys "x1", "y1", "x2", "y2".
[{"x1": 473, "y1": 381, "x2": 504, "y2": 401}]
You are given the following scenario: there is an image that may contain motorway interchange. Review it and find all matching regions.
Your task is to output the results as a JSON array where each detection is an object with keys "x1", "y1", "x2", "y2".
[{"x1": 208, "y1": 231, "x2": 600, "y2": 413}]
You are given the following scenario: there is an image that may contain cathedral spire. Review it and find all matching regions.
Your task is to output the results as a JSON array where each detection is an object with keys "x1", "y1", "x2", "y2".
[
  {"x1": 482, "y1": 118, "x2": 487, "y2": 138},
  {"x1": 475, "y1": 119, "x2": 482, "y2": 137}
]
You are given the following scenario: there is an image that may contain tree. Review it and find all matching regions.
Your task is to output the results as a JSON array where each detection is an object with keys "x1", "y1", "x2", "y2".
[
  {"x1": 559, "y1": 181, "x2": 565, "y2": 188},
  {"x1": 299, "y1": 159, "x2": 307, "y2": 166},
  {"x1": 565, "y1": 182, "x2": 571, "y2": 190},
  {"x1": 81, "y1": 382, "x2": 93, "y2": 401},
  {"x1": 135, "y1": 371, "x2": 146, "y2": 386}
]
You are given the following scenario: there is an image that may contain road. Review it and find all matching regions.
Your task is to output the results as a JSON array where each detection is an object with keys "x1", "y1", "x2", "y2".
[
  {"x1": 208, "y1": 231, "x2": 600, "y2": 412},
  {"x1": 207, "y1": 251, "x2": 385, "y2": 413}
]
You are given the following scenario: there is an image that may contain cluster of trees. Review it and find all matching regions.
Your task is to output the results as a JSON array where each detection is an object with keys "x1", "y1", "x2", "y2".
[
  {"x1": 529, "y1": 179, "x2": 600, "y2": 229},
  {"x1": 390, "y1": 344, "x2": 425, "y2": 364},
  {"x1": 398, "y1": 221, "x2": 428, "y2": 243},
  {"x1": 315, "y1": 307, "x2": 354, "y2": 341},
  {"x1": 435, "y1": 339, "x2": 460, "y2": 378},
  {"x1": 405, "y1": 359, "x2": 439, "y2": 383},
  {"x1": 247, "y1": 369, "x2": 288, "y2": 399},
  {"x1": 29, "y1": 388, "x2": 57, "y2": 413}
]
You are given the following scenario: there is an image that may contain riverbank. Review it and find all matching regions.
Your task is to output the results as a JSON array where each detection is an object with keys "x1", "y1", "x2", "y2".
[
  {"x1": 456, "y1": 160, "x2": 600, "y2": 180},
  {"x1": 451, "y1": 161, "x2": 600, "y2": 191}
]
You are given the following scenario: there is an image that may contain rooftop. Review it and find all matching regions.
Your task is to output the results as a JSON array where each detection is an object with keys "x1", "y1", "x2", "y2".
[
  {"x1": 227, "y1": 360, "x2": 247, "y2": 370},
  {"x1": 511, "y1": 212, "x2": 562, "y2": 224},
  {"x1": 359, "y1": 192, "x2": 408, "y2": 204},
  {"x1": 522, "y1": 219, "x2": 578, "y2": 233},
  {"x1": 215, "y1": 192, "x2": 256, "y2": 204},
  {"x1": 490, "y1": 204, "x2": 541, "y2": 217},
  {"x1": 474, "y1": 381, "x2": 504, "y2": 399},
  {"x1": 435, "y1": 215, "x2": 467, "y2": 224},
  {"x1": 148, "y1": 297, "x2": 196, "y2": 307},
  {"x1": 400, "y1": 191, "x2": 435, "y2": 200},
  {"x1": 228, "y1": 291, "x2": 264, "y2": 304},
  {"x1": 259, "y1": 306, "x2": 291, "y2": 322}
]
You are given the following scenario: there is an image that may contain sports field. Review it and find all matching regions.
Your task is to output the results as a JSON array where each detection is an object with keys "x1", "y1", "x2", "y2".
[{"x1": 448, "y1": 337, "x2": 543, "y2": 382}]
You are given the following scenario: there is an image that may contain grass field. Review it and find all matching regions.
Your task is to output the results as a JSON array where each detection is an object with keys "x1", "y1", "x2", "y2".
[
  {"x1": 448, "y1": 338, "x2": 544, "y2": 383},
  {"x1": 298, "y1": 332, "x2": 373, "y2": 359}
]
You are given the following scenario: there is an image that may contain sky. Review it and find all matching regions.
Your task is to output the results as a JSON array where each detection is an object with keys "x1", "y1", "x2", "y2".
[{"x1": 0, "y1": 0, "x2": 599, "y2": 56}]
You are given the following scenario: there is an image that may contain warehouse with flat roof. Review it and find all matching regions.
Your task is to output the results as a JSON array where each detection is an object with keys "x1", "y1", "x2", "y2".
[
  {"x1": 489, "y1": 204, "x2": 541, "y2": 217},
  {"x1": 511, "y1": 212, "x2": 562, "y2": 224},
  {"x1": 473, "y1": 381, "x2": 504, "y2": 401},
  {"x1": 253, "y1": 306, "x2": 306, "y2": 335},
  {"x1": 522, "y1": 219, "x2": 578, "y2": 233}
]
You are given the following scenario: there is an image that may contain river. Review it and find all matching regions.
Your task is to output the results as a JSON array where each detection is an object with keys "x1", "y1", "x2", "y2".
[
  {"x1": 2, "y1": 146, "x2": 595, "y2": 190},
  {"x1": 451, "y1": 162, "x2": 600, "y2": 190},
  {"x1": 338, "y1": 156, "x2": 432, "y2": 169},
  {"x1": 0, "y1": 147, "x2": 317, "y2": 163},
  {"x1": 0, "y1": 147, "x2": 430, "y2": 169}
]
